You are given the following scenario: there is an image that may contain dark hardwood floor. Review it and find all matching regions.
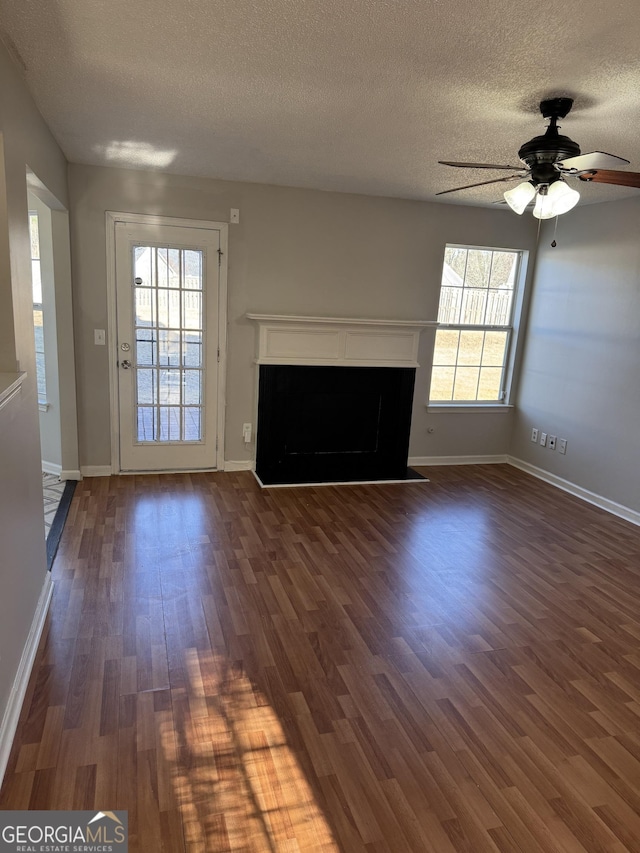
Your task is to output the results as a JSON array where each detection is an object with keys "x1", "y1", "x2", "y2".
[{"x1": 3, "y1": 465, "x2": 640, "y2": 851}]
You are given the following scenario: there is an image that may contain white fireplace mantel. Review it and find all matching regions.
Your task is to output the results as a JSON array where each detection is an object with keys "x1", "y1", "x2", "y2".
[{"x1": 246, "y1": 314, "x2": 436, "y2": 368}]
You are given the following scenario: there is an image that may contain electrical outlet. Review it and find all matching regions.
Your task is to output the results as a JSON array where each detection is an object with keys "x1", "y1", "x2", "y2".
[
  {"x1": 559, "y1": 438, "x2": 567, "y2": 455},
  {"x1": 540, "y1": 432, "x2": 547, "y2": 447},
  {"x1": 531, "y1": 428, "x2": 539, "y2": 443},
  {"x1": 548, "y1": 435, "x2": 557, "y2": 450}
]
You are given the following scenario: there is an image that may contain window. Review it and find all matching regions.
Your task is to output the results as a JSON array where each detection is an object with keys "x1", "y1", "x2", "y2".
[
  {"x1": 429, "y1": 245, "x2": 525, "y2": 405},
  {"x1": 30, "y1": 212, "x2": 47, "y2": 403}
]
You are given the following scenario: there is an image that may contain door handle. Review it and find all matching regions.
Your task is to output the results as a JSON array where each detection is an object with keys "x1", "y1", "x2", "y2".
[{"x1": 121, "y1": 360, "x2": 132, "y2": 369}]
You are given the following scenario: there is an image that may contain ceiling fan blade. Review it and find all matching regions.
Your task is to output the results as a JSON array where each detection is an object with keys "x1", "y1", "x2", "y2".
[
  {"x1": 439, "y1": 160, "x2": 524, "y2": 171},
  {"x1": 578, "y1": 169, "x2": 640, "y2": 188},
  {"x1": 436, "y1": 174, "x2": 525, "y2": 196},
  {"x1": 559, "y1": 151, "x2": 631, "y2": 171}
]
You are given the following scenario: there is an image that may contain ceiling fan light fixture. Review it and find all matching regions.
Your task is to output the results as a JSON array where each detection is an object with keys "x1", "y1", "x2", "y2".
[
  {"x1": 503, "y1": 181, "x2": 536, "y2": 214},
  {"x1": 533, "y1": 186, "x2": 553, "y2": 220},
  {"x1": 545, "y1": 179, "x2": 580, "y2": 216}
]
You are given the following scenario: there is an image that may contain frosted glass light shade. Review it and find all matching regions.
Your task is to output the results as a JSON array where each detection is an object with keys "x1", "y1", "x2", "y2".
[
  {"x1": 533, "y1": 180, "x2": 580, "y2": 219},
  {"x1": 546, "y1": 180, "x2": 580, "y2": 215},
  {"x1": 503, "y1": 181, "x2": 536, "y2": 214},
  {"x1": 533, "y1": 189, "x2": 552, "y2": 220}
]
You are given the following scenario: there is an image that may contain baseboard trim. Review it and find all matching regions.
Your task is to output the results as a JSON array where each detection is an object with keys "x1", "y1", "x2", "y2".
[
  {"x1": 409, "y1": 454, "x2": 509, "y2": 467},
  {"x1": 224, "y1": 460, "x2": 254, "y2": 472},
  {"x1": 80, "y1": 465, "x2": 113, "y2": 477},
  {"x1": 507, "y1": 456, "x2": 640, "y2": 527},
  {"x1": 41, "y1": 460, "x2": 62, "y2": 476},
  {"x1": 61, "y1": 469, "x2": 81, "y2": 481},
  {"x1": 0, "y1": 573, "x2": 53, "y2": 787}
]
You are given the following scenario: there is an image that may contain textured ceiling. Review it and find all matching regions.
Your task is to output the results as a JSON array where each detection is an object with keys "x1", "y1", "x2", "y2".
[{"x1": 1, "y1": 0, "x2": 640, "y2": 207}]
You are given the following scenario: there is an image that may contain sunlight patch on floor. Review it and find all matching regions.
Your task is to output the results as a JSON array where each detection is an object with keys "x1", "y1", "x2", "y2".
[{"x1": 160, "y1": 648, "x2": 340, "y2": 852}]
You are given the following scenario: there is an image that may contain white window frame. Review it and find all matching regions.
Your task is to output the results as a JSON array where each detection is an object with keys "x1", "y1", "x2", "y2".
[{"x1": 428, "y1": 243, "x2": 528, "y2": 410}]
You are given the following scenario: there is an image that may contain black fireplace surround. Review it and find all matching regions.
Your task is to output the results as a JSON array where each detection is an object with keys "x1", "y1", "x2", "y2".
[{"x1": 255, "y1": 365, "x2": 416, "y2": 485}]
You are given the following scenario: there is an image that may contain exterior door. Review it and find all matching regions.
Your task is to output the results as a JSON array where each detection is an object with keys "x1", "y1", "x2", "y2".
[{"x1": 115, "y1": 220, "x2": 221, "y2": 471}]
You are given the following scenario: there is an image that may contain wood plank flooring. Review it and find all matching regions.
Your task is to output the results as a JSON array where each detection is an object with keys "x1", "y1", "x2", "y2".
[{"x1": 3, "y1": 465, "x2": 640, "y2": 851}]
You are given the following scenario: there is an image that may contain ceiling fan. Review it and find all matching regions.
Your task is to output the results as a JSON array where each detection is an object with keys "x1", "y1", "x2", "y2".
[{"x1": 437, "y1": 97, "x2": 640, "y2": 218}]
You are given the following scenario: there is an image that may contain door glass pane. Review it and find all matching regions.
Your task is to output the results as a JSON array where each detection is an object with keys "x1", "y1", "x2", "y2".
[
  {"x1": 183, "y1": 292, "x2": 202, "y2": 330},
  {"x1": 184, "y1": 251, "x2": 203, "y2": 289},
  {"x1": 184, "y1": 371, "x2": 202, "y2": 405},
  {"x1": 132, "y1": 245, "x2": 205, "y2": 442},
  {"x1": 137, "y1": 369, "x2": 156, "y2": 405},
  {"x1": 183, "y1": 332, "x2": 203, "y2": 367},
  {"x1": 183, "y1": 408, "x2": 201, "y2": 441},
  {"x1": 137, "y1": 408, "x2": 156, "y2": 441}
]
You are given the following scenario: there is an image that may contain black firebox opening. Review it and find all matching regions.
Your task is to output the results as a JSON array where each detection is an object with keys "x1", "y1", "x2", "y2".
[{"x1": 256, "y1": 365, "x2": 416, "y2": 485}]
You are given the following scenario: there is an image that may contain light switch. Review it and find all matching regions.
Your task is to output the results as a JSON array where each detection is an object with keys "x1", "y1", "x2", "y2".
[{"x1": 94, "y1": 329, "x2": 106, "y2": 345}]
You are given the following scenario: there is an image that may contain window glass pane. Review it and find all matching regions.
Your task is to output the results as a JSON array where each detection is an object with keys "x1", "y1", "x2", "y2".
[
  {"x1": 457, "y1": 330, "x2": 484, "y2": 366},
  {"x1": 159, "y1": 407, "x2": 181, "y2": 441},
  {"x1": 482, "y1": 331, "x2": 508, "y2": 367},
  {"x1": 31, "y1": 260, "x2": 42, "y2": 304},
  {"x1": 453, "y1": 367, "x2": 479, "y2": 400},
  {"x1": 486, "y1": 289, "x2": 513, "y2": 325},
  {"x1": 430, "y1": 366, "x2": 455, "y2": 400},
  {"x1": 443, "y1": 247, "x2": 467, "y2": 280},
  {"x1": 433, "y1": 330, "x2": 459, "y2": 365},
  {"x1": 464, "y1": 250, "x2": 492, "y2": 288},
  {"x1": 460, "y1": 288, "x2": 487, "y2": 325},
  {"x1": 489, "y1": 252, "x2": 518, "y2": 290},
  {"x1": 437, "y1": 287, "x2": 462, "y2": 324},
  {"x1": 478, "y1": 367, "x2": 503, "y2": 400},
  {"x1": 34, "y1": 310, "x2": 46, "y2": 400}
]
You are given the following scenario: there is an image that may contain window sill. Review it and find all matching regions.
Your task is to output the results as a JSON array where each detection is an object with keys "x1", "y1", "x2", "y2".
[{"x1": 427, "y1": 403, "x2": 514, "y2": 414}]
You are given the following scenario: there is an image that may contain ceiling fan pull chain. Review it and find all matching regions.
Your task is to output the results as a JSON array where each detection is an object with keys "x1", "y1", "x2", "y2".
[{"x1": 551, "y1": 215, "x2": 559, "y2": 247}]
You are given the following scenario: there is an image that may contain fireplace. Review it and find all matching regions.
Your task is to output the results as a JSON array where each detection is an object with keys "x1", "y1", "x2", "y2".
[
  {"x1": 256, "y1": 365, "x2": 415, "y2": 484},
  {"x1": 247, "y1": 314, "x2": 433, "y2": 486}
]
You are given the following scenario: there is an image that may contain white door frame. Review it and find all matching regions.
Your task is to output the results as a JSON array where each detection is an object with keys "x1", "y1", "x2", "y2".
[{"x1": 106, "y1": 211, "x2": 228, "y2": 474}]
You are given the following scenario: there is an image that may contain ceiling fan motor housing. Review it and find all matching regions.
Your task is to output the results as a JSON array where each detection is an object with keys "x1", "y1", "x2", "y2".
[{"x1": 518, "y1": 98, "x2": 581, "y2": 184}]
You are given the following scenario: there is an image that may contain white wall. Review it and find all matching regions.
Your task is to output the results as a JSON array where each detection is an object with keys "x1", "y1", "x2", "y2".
[
  {"x1": 68, "y1": 164, "x2": 537, "y2": 468},
  {"x1": 0, "y1": 39, "x2": 68, "y2": 736},
  {"x1": 512, "y1": 196, "x2": 640, "y2": 513}
]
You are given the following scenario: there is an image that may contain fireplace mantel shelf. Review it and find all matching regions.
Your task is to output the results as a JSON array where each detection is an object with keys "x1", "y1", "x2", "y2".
[{"x1": 247, "y1": 314, "x2": 435, "y2": 368}]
